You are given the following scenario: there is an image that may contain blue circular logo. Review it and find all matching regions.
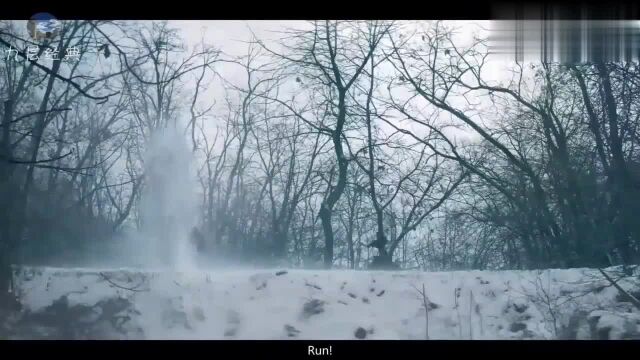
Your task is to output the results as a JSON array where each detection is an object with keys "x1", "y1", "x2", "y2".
[{"x1": 27, "y1": 13, "x2": 61, "y2": 41}]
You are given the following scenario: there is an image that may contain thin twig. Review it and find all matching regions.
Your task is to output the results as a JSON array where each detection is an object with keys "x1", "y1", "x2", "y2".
[
  {"x1": 98, "y1": 272, "x2": 148, "y2": 292},
  {"x1": 2, "y1": 108, "x2": 72, "y2": 126},
  {"x1": 1, "y1": 150, "x2": 74, "y2": 164},
  {"x1": 598, "y1": 268, "x2": 640, "y2": 310},
  {"x1": 469, "y1": 290, "x2": 474, "y2": 340},
  {"x1": 412, "y1": 283, "x2": 430, "y2": 340}
]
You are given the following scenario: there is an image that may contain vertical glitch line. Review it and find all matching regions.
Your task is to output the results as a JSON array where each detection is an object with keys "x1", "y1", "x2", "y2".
[
  {"x1": 609, "y1": 22, "x2": 615, "y2": 63},
  {"x1": 550, "y1": 8, "x2": 556, "y2": 63},
  {"x1": 621, "y1": 21, "x2": 626, "y2": 63},
  {"x1": 540, "y1": 4, "x2": 548, "y2": 63},
  {"x1": 627, "y1": 21, "x2": 637, "y2": 63},
  {"x1": 618, "y1": 22, "x2": 624, "y2": 63},
  {"x1": 550, "y1": 7, "x2": 557, "y2": 63},
  {"x1": 542, "y1": 4, "x2": 550, "y2": 63},
  {"x1": 581, "y1": 17, "x2": 588, "y2": 64},
  {"x1": 541, "y1": 18, "x2": 545, "y2": 63},
  {"x1": 635, "y1": 6, "x2": 640, "y2": 63},
  {"x1": 609, "y1": 21, "x2": 615, "y2": 63},
  {"x1": 637, "y1": 21, "x2": 640, "y2": 63},
  {"x1": 518, "y1": 18, "x2": 524, "y2": 63},
  {"x1": 587, "y1": 19, "x2": 594, "y2": 63},
  {"x1": 515, "y1": 6, "x2": 523, "y2": 64},
  {"x1": 618, "y1": 20, "x2": 622, "y2": 63},
  {"x1": 635, "y1": 21, "x2": 640, "y2": 63},
  {"x1": 615, "y1": 21, "x2": 621, "y2": 63},
  {"x1": 569, "y1": 20, "x2": 580, "y2": 65},
  {"x1": 629, "y1": 21, "x2": 636, "y2": 63},
  {"x1": 579, "y1": 6, "x2": 585, "y2": 64}
]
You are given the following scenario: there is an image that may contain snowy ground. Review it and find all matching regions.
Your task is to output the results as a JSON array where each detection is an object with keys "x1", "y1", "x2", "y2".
[{"x1": 5, "y1": 266, "x2": 640, "y2": 339}]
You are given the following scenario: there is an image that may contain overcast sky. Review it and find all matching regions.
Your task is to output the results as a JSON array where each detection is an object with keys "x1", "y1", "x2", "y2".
[
  {"x1": 171, "y1": 20, "x2": 512, "y2": 79},
  {"x1": 168, "y1": 20, "x2": 516, "y2": 130},
  {"x1": 170, "y1": 20, "x2": 516, "y2": 99}
]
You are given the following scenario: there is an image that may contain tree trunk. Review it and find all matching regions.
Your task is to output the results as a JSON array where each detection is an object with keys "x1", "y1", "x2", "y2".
[{"x1": 319, "y1": 109, "x2": 349, "y2": 268}]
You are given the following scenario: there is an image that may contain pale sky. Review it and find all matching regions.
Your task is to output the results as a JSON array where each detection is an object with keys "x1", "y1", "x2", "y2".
[
  {"x1": 168, "y1": 20, "x2": 519, "y2": 136},
  {"x1": 172, "y1": 20, "x2": 514, "y2": 83}
]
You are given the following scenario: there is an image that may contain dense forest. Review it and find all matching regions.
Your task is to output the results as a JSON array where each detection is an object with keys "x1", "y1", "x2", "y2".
[{"x1": 1, "y1": 19, "x2": 640, "y2": 308}]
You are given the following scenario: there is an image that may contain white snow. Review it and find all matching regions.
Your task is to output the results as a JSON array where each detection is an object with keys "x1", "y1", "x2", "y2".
[{"x1": 10, "y1": 266, "x2": 640, "y2": 339}]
